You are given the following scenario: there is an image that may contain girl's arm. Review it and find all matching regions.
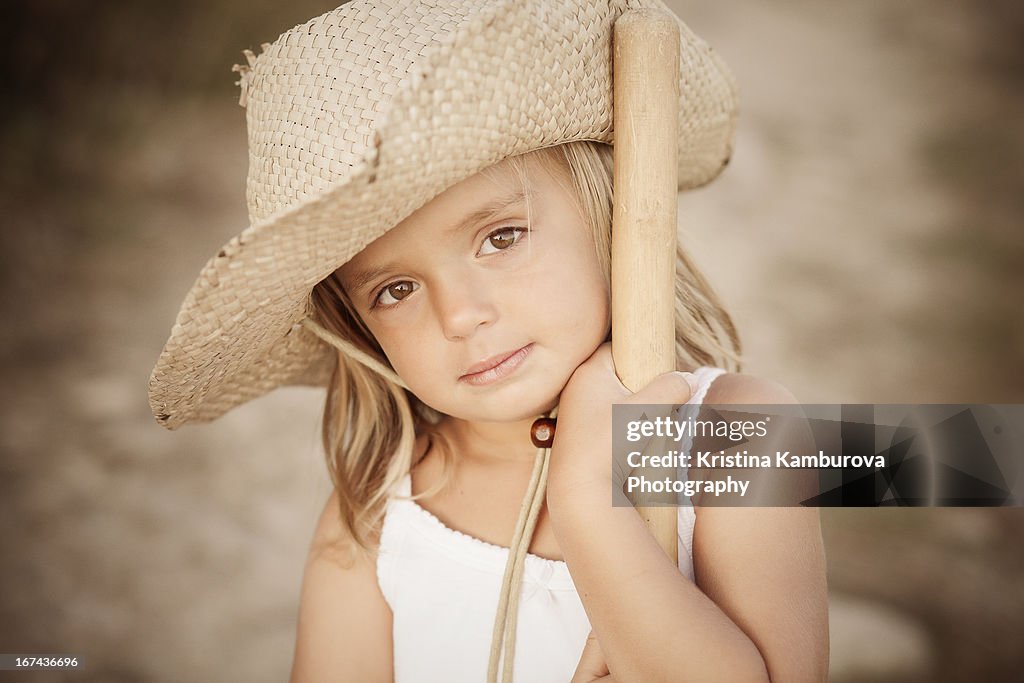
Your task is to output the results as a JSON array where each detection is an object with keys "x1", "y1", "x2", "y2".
[
  {"x1": 547, "y1": 345, "x2": 829, "y2": 682},
  {"x1": 290, "y1": 490, "x2": 394, "y2": 683}
]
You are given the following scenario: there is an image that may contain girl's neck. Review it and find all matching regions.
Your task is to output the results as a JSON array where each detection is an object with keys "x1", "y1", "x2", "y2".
[{"x1": 438, "y1": 414, "x2": 545, "y2": 466}]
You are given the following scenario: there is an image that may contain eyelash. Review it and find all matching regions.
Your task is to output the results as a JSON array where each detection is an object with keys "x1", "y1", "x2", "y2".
[{"x1": 370, "y1": 226, "x2": 529, "y2": 309}]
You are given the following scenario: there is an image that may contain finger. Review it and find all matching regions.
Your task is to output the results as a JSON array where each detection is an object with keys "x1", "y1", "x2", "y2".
[
  {"x1": 626, "y1": 370, "x2": 697, "y2": 406},
  {"x1": 574, "y1": 342, "x2": 614, "y2": 376},
  {"x1": 566, "y1": 343, "x2": 632, "y2": 399},
  {"x1": 570, "y1": 631, "x2": 610, "y2": 682}
]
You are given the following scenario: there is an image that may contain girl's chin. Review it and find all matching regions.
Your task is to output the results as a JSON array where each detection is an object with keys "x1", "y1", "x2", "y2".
[{"x1": 438, "y1": 389, "x2": 562, "y2": 423}]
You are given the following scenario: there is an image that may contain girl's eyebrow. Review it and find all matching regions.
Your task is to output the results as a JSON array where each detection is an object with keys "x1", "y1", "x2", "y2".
[
  {"x1": 445, "y1": 187, "x2": 528, "y2": 236},
  {"x1": 345, "y1": 188, "x2": 529, "y2": 296}
]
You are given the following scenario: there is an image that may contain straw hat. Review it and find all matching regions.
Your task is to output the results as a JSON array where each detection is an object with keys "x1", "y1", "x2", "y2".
[{"x1": 148, "y1": 0, "x2": 738, "y2": 429}]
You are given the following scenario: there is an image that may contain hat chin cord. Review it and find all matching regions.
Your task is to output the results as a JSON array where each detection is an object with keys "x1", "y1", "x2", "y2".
[
  {"x1": 300, "y1": 314, "x2": 557, "y2": 682},
  {"x1": 299, "y1": 317, "x2": 409, "y2": 389},
  {"x1": 485, "y1": 408, "x2": 556, "y2": 683}
]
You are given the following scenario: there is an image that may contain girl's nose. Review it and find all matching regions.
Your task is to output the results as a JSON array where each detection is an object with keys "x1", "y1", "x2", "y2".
[{"x1": 431, "y1": 273, "x2": 498, "y2": 341}]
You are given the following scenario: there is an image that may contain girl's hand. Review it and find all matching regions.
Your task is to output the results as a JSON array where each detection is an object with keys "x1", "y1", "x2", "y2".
[
  {"x1": 571, "y1": 630, "x2": 616, "y2": 682},
  {"x1": 548, "y1": 342, "x2": 696, "y2": 495}
]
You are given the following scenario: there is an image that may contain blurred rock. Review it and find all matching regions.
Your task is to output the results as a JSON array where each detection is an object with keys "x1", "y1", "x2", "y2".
[{"x1": 829, "y1": 592, "x2": 934, "y2": 683}]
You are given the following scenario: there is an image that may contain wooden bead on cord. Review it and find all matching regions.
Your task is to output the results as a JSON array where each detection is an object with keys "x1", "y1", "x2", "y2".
[{"x1": 530, "y1": 417, "x2": 556, "y2": 448}]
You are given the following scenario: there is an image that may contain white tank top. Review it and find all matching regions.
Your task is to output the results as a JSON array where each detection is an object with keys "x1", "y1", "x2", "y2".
[{"x1": 376, "y1": 366, "x2": 727, "y2": 682}]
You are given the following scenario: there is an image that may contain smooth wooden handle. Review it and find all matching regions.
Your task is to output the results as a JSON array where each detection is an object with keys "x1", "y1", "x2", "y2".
[{"x1": 612, "y1": 9, "x2": 680, "y2": 562}]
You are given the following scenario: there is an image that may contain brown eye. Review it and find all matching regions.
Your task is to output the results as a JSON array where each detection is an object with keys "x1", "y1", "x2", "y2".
[
  {"x1": 376, "y1": 281, "x2": 418, "y2": 307},
  {"x1": 479, "y1": 227, "x2": 526, "y2": 256}
]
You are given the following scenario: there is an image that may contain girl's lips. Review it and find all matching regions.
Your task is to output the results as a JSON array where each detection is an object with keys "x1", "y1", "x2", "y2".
[{"x1": 459, "y1": 344, "x2": 533, "y2": 386}]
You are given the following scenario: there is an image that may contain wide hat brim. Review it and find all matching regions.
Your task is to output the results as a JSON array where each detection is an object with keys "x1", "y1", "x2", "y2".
[{"x1": 148, "y1": 0, "x2": 739, "y2": 429}]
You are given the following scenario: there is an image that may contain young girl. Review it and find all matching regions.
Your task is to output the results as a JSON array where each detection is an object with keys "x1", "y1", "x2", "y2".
[{"x1": 149, "y1": 1, "x2": 828, "y2": 680}]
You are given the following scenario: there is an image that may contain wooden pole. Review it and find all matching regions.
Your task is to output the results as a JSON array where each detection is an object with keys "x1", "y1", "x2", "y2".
[{"x1": 612, "y1": 10, "x2": 681, "y2": 562}]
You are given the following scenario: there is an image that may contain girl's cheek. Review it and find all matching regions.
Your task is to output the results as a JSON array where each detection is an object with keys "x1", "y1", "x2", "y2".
[{"x1": 362, "y1": 315, "x2": 407, "y2": 357}]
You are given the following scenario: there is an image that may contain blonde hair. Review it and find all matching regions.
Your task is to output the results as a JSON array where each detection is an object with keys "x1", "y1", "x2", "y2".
[{"x1": 309, "y1": 140, "x2": 741, "y2": 558}]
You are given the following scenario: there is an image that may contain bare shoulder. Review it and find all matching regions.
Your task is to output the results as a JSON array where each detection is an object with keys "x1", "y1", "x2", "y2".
[
  {"x1": 692, "y1": 374, "x2": 829, "y2": 681},
  {"x1": 289, "y1": 489, "x2": 393, "y2": 683},
  {"x1": 704, "y1": 371, "x2": 799, "y2": 405}
]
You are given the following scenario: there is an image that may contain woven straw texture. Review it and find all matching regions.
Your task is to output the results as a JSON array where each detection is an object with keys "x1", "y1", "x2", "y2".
[{"x1": 148, "y1": 0, "x2": 739, "y2": 429}]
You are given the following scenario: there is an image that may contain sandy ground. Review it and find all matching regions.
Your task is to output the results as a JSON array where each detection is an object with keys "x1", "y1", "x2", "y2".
[{"x1": 1, "y1": 1, "x2": 1022, "y2": 681}]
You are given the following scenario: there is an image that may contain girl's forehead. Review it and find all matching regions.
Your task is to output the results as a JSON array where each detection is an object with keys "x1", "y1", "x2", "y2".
[
  {"x1": 451, "y1": 155, "x2": 556, "y2": 202},
  {"x1": 403, "y1": 155, "x2": 562, "y2": 227}
]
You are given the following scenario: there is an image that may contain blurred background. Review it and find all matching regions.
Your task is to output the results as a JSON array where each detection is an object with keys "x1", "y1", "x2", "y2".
[{"x1": 1, "y1": 0, "x2": 1021, "y2": 681}]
